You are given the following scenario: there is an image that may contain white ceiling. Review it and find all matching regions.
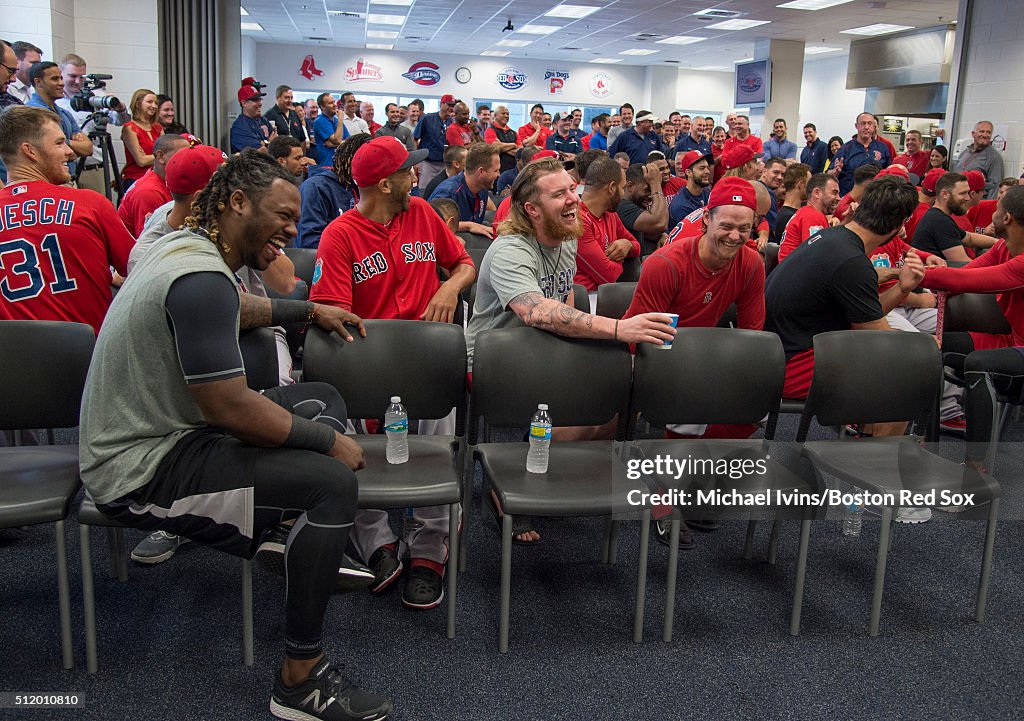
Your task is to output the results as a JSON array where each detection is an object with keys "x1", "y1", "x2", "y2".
[{"x1": 240, "y1": 0, "x2": 960, "y2": 68}]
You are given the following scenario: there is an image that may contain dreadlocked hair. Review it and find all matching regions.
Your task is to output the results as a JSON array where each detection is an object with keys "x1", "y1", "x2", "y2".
[
  {"x1": 183, "y1": 149, "x2": 294, "y2": 249},
  {"x1": 333, "y1": 132, "x2": 373, "y2": 186}
]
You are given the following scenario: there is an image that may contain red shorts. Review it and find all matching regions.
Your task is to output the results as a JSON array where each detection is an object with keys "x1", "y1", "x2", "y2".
[
  {"x1": 969, "y1": 332, "x2": 1013, "y2": 351},
  {"x1": 782, "y1": 349, "x2": 815, "y2": 400}
]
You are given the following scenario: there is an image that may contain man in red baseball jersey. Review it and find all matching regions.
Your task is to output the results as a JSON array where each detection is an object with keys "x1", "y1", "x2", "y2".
[
  {"x1": 310, "y1": 136, "x2": 475, "y2": 610},
  {"x1": 0, "y1": 106, "x2": 134, "y2": 335},
  {"x1": 778, "y1": 173, "x2": 840, "y2": 262},
  {"x1": 116, "y1": 133, "x2": 190, "y2": 237}
]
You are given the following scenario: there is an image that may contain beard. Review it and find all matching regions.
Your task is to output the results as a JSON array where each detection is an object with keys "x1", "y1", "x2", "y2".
[
  {"x1": 948, "y1": 199, "x2": 967, "y2": 216},
  {"x1": 541, "y1": 209, "x2": 583, "y2": 243}
]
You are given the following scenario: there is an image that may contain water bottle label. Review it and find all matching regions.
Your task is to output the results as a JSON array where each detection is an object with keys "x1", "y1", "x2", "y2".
[
  {"x1": 530, "y1": 423, "x2": 551, "y2": 441},
  {"x1": 385, "y1": 418, "x2": 408, "y2": 433}
]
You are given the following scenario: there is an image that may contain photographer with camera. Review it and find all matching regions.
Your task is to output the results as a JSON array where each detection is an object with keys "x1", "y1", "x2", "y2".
[
  {"x1": 55, "y1": 53, "x2": 130, "y2": 195},
  {"x1": 120, "y1": 88, "x2": 163, "y2": 193}
]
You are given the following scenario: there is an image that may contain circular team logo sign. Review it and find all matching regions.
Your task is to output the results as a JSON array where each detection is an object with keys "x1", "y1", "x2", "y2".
[
  {"x1": 590, "y1": 72, "x2": 611, "y2": 98},
  {"x1": 497, "y1": 67, "x2": 528, "y2": 91},
  {"x1": 403, "y1": 61, "x2": 441, "y2": 86}
]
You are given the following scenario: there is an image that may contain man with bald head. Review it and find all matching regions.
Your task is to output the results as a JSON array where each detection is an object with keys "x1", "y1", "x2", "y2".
[{"x1": 954, "y1": 121, "x2": 1003, "y2": 199}]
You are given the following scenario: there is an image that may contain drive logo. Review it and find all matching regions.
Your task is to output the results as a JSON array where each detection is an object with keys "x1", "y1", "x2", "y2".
[
  {"x1": 496, "y1": 67, "x2": 528, "y2": 91},
  {"x1": 345, "y1": 57, "x2": 384, "y2": 82},
  {"x1": 299, "y1": 54, "x2": 325, "y2": 81},
  {"x1": 403, "y1": 61, "x2": 441, "y2": 86}
]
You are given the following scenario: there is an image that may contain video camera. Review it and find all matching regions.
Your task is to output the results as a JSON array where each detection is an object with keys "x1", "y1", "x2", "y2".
[{"x1": 69, "y1": 74, "x2": 122, "y2": 113}]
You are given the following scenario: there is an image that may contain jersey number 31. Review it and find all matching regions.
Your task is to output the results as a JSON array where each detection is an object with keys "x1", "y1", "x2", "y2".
[{"x1": 0, "y1": 234, "x2": 78, "y2": 302}]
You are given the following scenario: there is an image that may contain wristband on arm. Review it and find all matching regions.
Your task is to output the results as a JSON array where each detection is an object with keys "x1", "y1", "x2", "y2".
[
  {"x1": 283, "y1": 414, "x2": 337, "y2": 454},
  {"x1": 270, "y1": 299, "x2": 316, "y2": 326}
]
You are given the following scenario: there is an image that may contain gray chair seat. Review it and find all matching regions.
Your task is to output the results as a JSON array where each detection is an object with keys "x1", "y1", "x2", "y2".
[
  {"x1": 478, "y1": 442, "x2": 647, "y2": 517},
  {"x1": 78, "y1": 496, "x2": 125, "y2": 527},
  {"x1": 0, "y1": 446, "x2": 80, "y2": 528},
  {"x1": 354, "y1": 436, "x2": 462, "y2": 508}
]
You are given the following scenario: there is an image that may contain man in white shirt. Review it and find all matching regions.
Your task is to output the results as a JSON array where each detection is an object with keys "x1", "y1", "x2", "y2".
[
  {"x1": 7, "y1": 41, "x2": 41, "y2": 104},
  {"x1": 340, "y1": 92, "x2": 369, "y2": 136}
]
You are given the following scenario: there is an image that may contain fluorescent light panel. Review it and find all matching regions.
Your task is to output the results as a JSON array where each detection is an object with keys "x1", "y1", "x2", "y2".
[
  {"x1": 841, "y1": 23, "x2": 914, "y2": 35},
  {"x1": 240, "y1": 21, "x2": 263, "y2": 30},
  {"x1": 591, "y1": 58, "x2": 621, "y2": 63},
  {"x1": 620, "y1": 48, "x2": 657, "y2": 55},
  {"x1": 706, "y1": 19, "x2": 770, "y2": 30},
  {"x1": 804, "y1": 45, "x2": 842, "y2": 54},
  {"x1": 518, "y1": 24, "x2": 562, "y2": 34},
  {"x1": 370, "y1": 0, "x2": 414, "y2": 5},
  {"x1": 544, "y1": 4, "x2": 601, "y2": 19},
  {"x1": 240, "y1": 6, "x2": 249, "y2": 15},
  {"x1": 778, "y1": 0, "x2": 853, "y2": 8},
  {"x1": 656, "y1": 35, "x2": 705, "y2": 45},
  {"x1": 481, "y1": 50, "x2": 511, "y2": 56},
  {"x1": 367, "y1": 14, "x2": 406, "y2": 24},
  {"x1": 496, "y1": 39, "x2": 532, "y2": 47},
  {"x1": 366, "y1": 29, "x2": 399, "y2": 38},
  {"x1": 366, "y1": 44, "x2": 394, "y2": 49}
]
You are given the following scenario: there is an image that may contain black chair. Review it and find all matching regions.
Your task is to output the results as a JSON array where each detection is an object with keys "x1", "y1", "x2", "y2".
[
  {"x1": 466, "y1": 246, "x2": 488, "y2": 271},
  {"x1": 79, "y1": 327, "x2": 279, "y2": 673},
  {"x1": 303, "y1": 320, "x2": 467, "y2": 639},
  {"x1": 457, "y1": 231, "x2": 493, "y2": 250},
  {"x1": 469, "y1": 327, "x2": 650, "y2": 651},
  {"x1": 284, "y1": 247, "x2": 317, "y2": 287},
  {"x1": 943, "y1": 292, "x2": 1011, "y2": 336},
  {"x1": 595, "y1": 282, "x2": 637, "y2": 319},
  {"x1": 618, "y1": 256, "x2": 641, "y2": 282},
  {"x1": 764, "y1": 243, "x2": 780, "y2": 275},
  {"x1": 0, "y1": 321, "x2": 94, "y2": 670},
  {"x1": 790, "y1": 331, "x2": 1001, "y2": 636},
  {"x1": 571, "y1": 284, "x2": 590, "y2": 314},
  {"x1": 627, "y1": 328, "x2": 816, "y2": 640}
]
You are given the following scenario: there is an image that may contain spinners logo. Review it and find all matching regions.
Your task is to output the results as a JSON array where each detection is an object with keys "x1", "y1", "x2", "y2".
[
  {"x1": 345, "y1": 57, "x2": 384, "y2": 82},
  {"x1": 496, "y1": 67, "x2": 528, "y2": 91},
  {"x1": 403, "y1": 61, "x2": 441, "y2": 86}
]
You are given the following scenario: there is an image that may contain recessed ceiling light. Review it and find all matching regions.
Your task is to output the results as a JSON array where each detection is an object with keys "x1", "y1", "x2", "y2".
[
  {"x1": 366, "y1": 29, "x2": 399, "y2": 38},
  {"x1": 370, "y1": 0, "x2": 413, "y2": 5},
  {"x1": 706, "y1": 19, "x2": 770, "y2": 30},
  {"x1": 591, "y1": 58, "x2": 621, "y2": 63},
  {"x1": 481, "y1": 50, "x2": 511, "y2": 56},
  {"x1": 496, "y1": 39, "x2": 532, "y2": 47},
  {"x1": 804, "y1": 45, "x2": 842, "y2": 54},
  {"x1": 655, "y1": 35, "x2": 706, "y2": 45},
  {"x1": 620, "y1": 48, "x2": 657, "y2": 55},
  {"x1": 367, "y1": 14, "x2": 405, "y2": 25},
  {"x1": 366, "y1": 43, "x2": 394, "y2": 50},
  {"x1": 240, "y1": 6, "x2": 249, "y2": 16},
  {"x1": 240, "y1": 21, "x2": 263, "y2": 31},
  {"x1": 518, "y1": 24, "x2": 562, "y2": 34},
  {"x1": 544, "y1": 4, "x2": 601, "y2": 19},
  {"x1": 778, "y1": 0, "x2": 853, "y2": 8},
  {"x1": 694, "y1": 65, "x2": 729, "y2": 70},
  {"x1": 841, "y1": 23, "x2": 914, "y2": 35}
]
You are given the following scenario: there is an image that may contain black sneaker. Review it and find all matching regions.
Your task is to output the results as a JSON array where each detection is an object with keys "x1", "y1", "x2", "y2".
[
  {"x1": 401, "y1": 564, "x2": 444, "y2": 610},
  {"x1": 368, "y1": 545, "x2": 403, "y2": 594},
  {"x1": 653, "y1": 519, "x2": 695, "y2": 550},
  {"x1": 270, "y1": 657, "x2": 393, "y2": 721},
  {"x1": 256, "y1": 524, "x2": 373, "y2": 594}
]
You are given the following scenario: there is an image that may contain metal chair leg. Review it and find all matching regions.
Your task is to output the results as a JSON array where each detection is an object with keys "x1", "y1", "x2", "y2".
[
  {"x1": 601, "y1": 517, "x2": 612, "y2": 564},
  {"x1": 662, "y1": 518, "x2": 680, "y2": 642},
  {"x1": 55, "y1": 520, "x2": 73, "y2": 670},
  {"x1": 446, "y1": 503, "x2": 459, "y2": 640},
  {"x1": 976, "y1": 498, "x2": 1000, "y2": 623},
  {"x1": 241, "y1": 558, "x2": 254, "y2": 666},
  {"x1": 869, "y1": 507, "x2": 894, "y2": 636},
  {"x1": 789, "y1": 519, "x2": 811, "y2": 636},
  {"x1": 81, "y1": 524, "x2": 98, "y2": 674},
  {"x1": 607, "y1": 520, "x2": 620, "y2": 565},
  {"x1": 767, "y1": 520, "x2": 780, "y2": 566},
  {"x1": 498, "y1": 513, "x2": 513, "y2": 653},
  {"x1": 633, "y1": 510, "x2": 650, "y2": 643},
  {"x1": 115, "y1": 528, "x2": 128, "y2": 581},
  {"x1": 743, "y1": 519, "x2": 757, "y2": 560}
]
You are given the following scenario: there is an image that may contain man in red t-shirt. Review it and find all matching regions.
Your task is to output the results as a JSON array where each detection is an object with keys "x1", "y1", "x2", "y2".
[
  {"x1": 310, "y1": 136, "x2": 475, "y2": 610},
  {"x1": 444, "y1": 102, "x2": 479, "y2": 147},
  {"x1": 778, "y1": 174, "x2": 840, "y2": 262},
  {"x1": 967, "y1": 178, "x2": 1019, "y2": 234},
  {"x1": 116, "y1": 133, "x2": 190, "y2": 236},
  {"x1": 722, "y1": 114, "x2": 763, "y2": 157},
  {"x1": 573, "y1": 156, "x2": 640, "y2": 308},
  {"x1": 517, "y1": 103, "x2": 552, "y2": 149},
  {"x1": 891, "y1": 130, "x2": 930, "y2": 179},
  {"x1": 0, "y1": 106, "x2": 134, "y2": 335}
]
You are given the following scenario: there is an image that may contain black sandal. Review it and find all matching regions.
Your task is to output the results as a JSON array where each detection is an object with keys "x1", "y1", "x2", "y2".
[{"x1": 486, "y1": 490, "x2": 542, "y2": 545}]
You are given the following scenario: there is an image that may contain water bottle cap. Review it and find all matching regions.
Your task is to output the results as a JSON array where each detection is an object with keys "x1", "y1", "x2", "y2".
[
  {"x1": 391, "y1": 396, "x2": 401, "y2": 403},
  {"x1": 538, "y1": 404, "x2": 548, "y2": 411}
]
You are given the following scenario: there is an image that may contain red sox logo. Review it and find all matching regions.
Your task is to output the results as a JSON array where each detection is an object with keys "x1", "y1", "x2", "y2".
[
  {"x1": 299, "y1": 55, "x2": 325, "y2": 81},
  {"x1": 703, "y1": 292, "x2": 713, "y2": 304}
]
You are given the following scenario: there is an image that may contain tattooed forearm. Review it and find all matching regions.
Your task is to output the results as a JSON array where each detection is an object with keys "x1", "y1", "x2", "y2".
[
  {"x1": 509, "y1": 292, "x2": 609, "y2": 338},
  {"x1": 239, "y1": 293, "x2": 273, "y2": 329}
]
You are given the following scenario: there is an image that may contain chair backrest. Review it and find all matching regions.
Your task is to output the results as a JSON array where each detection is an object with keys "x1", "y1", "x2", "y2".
[
  {"x1": 457, "y1": 231, "x2": 493, "y2": 250},
  {"x1": 303, "y1": 320, "x2": 467, "y2": 425},
  {"x1": 283, "y1": 247, "x2": 317, "y2": 287},
  {"x1": 571, "y1": 284, "x2": 590, "y2": 313},
  {"x1": 630, "y1": 328, "x2": 784, "y2": 432},
  {"x1": 943, "y1": 292, "x2": 1011, "y2": 335},
  {"x1": 0, "y1": 321, "x2": 94, "y2": 430},
  {"x1": 799, "y1": 330, "x2": 941, "y2": 437},
  {"x1": 239, "y1": 327, "x2": 281, "y2": 391},
  {"x1": 466, "y1": 246, "x2": 487, "y2": 271},
  {"x1": 618, "y1": 256, "x2": 641, "y2": 282},
  {"x1": 764, "y1": 243, "x2": 780, "y2": 275},
  {"x1": 471, "y1": 327, "x2": 632, "y2": 436},
  {"x1": 595, "y1": 282, "x2": 637, "y2": 320}
]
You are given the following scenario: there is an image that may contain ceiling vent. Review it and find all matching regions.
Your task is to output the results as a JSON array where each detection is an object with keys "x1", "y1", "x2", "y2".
[
  {"x1": 328, "y1": 11, "x2": 364, "y2": 18},
  {"x1": 693, "y1": 9, "x2": 742, "y2": 19},
  {"x1": 631, "y1": 33, "x2": 665, "y2": 41},
  {"x1": 306, "y1": 36, "x2": 329, "y2": 40}
]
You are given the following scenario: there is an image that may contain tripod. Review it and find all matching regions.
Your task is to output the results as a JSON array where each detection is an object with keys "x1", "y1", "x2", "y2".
[{"x1": 74, "y1": 113, "x2": 123, "y2": 206}]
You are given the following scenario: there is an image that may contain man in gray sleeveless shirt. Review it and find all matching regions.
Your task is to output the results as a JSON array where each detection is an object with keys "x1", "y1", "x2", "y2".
[{"x1": 79, "y1": 151, "x2": 394, "y2": 721}]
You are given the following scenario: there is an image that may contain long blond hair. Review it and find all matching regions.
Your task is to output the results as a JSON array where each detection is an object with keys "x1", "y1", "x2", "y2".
[
  {"x1": 129, "y1": 88, "x2": 158, "y2": 123},
  {"x1": 497, "y1": 157, "x2": 565, "y2": 237}
]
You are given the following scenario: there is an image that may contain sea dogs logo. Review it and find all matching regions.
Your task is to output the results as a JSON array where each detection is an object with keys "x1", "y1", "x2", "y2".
[
  {"x1": 497, "y1": 67, "x2": 528, "y2": 91},
  {"x1": 345, "y1": 57, "x2": 384, "y2": 82},
  {"x1": 403, "y1": 61, "x2": 441, "y2": 86},
  {"x1": 545, "y1": 69, "x2": 569, "y2": 95}
]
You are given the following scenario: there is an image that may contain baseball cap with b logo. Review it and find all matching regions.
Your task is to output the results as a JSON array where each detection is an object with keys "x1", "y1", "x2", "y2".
[{"x1": 350, "y1": 136, "x2": 429, "y2": 188}]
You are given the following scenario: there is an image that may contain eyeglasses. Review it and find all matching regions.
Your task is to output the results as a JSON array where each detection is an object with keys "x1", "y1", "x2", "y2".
[{"x1": 0, "y1": 61, "x2": 16, "y2": 76}]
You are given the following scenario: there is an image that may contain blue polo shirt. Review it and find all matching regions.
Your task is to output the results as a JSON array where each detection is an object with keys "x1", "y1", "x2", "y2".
[
  {"x1": 609, "y1": 128, "x2": 664, "y2": 165},
  {"x1": 429, "y1": 172, "x2": 488, "y2": 223},
  {"x1": 800, "y1": 140, "x2": 828, "y2": 174},
  {"x1": 312, "y1": 114, "x2": 348, "y2": 167},
  {"x1": 763, "y1": 137, "x2": 798, "y2": 160},
  {"x1": 545, "y1": 132, "x2": 583, "y2": 155},
  {"x1": 668, "y1": 186, "x2": 710, "y2": 228},
  {"x1": 230, "y1": 113, "x2": 275, "y2": 153},
  {"x1": 588, "y1": 132, "x2": 608, "y2": 151},
  {"x1": 834, "y1": 138, "x2": 891, "y2": 195},
  {"x1": 414, "y1": 112, "x2": 450, "y2": 162},
  {"x1": 675, "y1": 134, "x2": 712, "y2": 157},
  {"x1": 28, "y1": 93, "x2": 81, "y2": 171}
]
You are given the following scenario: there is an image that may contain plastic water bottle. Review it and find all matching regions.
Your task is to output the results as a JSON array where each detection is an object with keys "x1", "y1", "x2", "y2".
[
  {"x1": 843, "y1": 486, "x2": 864, "y2": 537},
  {"x1": 385, "y1": 396, "x2": 409, "y2": 464},
  {"x1": 526, "y1": 404, "x2": 552, "y2": 473}
]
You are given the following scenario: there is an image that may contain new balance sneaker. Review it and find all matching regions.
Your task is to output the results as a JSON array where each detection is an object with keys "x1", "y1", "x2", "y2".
[
  {"x1": 270, "y1": 657, "x2": 393, "y2": 721},
  {"x1": 896, "y1": 507, "x2": 932, "y2": 524},
  {"x1": 256, "y1": 524, "x2": 374, "y2": 593},
  {"x1": 401, "y1": 562, "x2": 443, "y2": 610},
  {"x1": 130, "y1": 531, "x2": 191, "y2": 565},
  {"x1": 940, "y1": 416, "x2": 968, "y2": 435},
  {"x1": 368, "y1": 545, "x2": 403, "y2": 594}
]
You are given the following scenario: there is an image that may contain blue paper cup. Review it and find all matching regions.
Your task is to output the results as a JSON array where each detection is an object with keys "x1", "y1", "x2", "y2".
[{"x1": 658, "y1": 313, "x2": 680, "y2": 349}]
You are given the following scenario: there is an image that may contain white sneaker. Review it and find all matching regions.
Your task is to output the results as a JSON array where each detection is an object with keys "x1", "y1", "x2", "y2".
[{"x1": 895, "y1": 507, "x2": 932, "y2": 524}]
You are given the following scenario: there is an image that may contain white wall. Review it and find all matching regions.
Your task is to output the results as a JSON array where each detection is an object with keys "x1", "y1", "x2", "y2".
[
  {"x1": 798, "y1": 54, "x2": 867, "y2": 145},
  {"x1": 241, "y1": 35, "x2": 256, "y2": 81},
  {"x1": 675, "y1": 70, "x2": 734, "y2": 120},
  {"x1": 73, "y1": 0, "x2": 159, "y2": 100}
]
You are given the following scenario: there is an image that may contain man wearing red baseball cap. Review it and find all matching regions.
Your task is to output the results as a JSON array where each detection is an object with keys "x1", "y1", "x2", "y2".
[
  {"x1": 955, "y1": 170, "x2": 988, "y2": 237},
  {"x1": 116, "y1": 133, "x2": 190, "y2": 236},
  {"x1": 720, "y1": 144, "x2": 760, "y2": 181},
  {"x1": 230, "y1": 79, "x2": 277, "y2": 153},
  {"x1": 413, "y1": 93, "x2": 456, "y2": 188},
  {"x1": 668, "y1": 149, "x2": 712, "y2": 227},
  {"x1": 311, "y1": 136, "x2": 476, "y2": 609}
]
